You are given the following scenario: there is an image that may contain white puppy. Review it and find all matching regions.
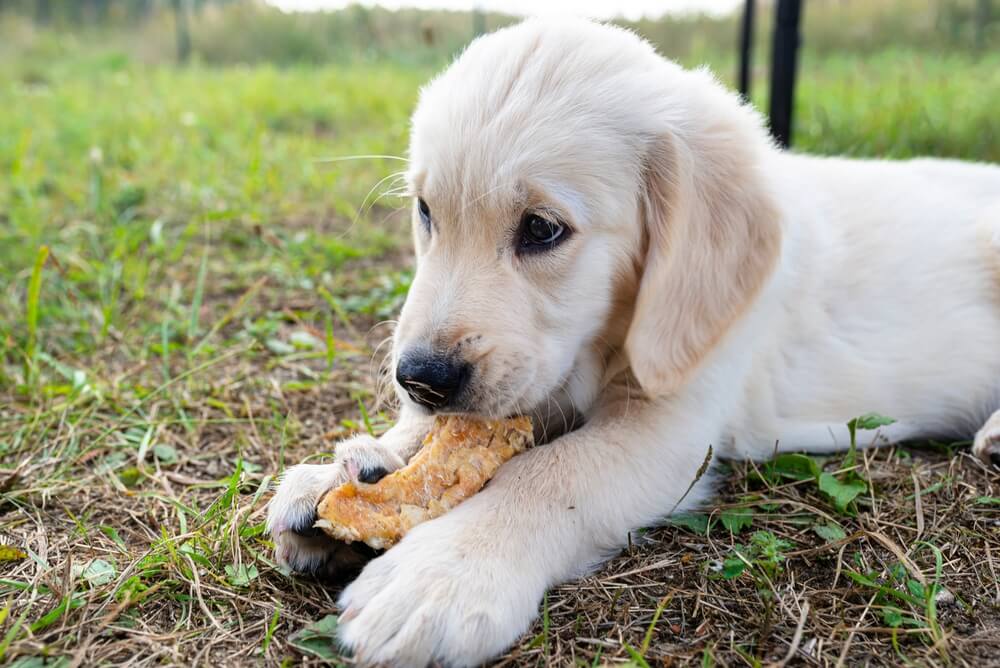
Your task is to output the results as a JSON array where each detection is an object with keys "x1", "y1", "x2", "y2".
[{"x1": 267, "y1": 18, "x2": 1000, "y2": 666}]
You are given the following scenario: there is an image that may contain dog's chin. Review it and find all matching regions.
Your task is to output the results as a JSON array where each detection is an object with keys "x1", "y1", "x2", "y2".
[
  {"x1": 409, "y1": 402, "x2": 524, "y2": 420},
  {"x1": 400, "y1": 392, "x2": 535, "y2": 421}
]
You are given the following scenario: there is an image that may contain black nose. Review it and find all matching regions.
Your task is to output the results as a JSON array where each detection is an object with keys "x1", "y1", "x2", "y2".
[{"x1": 395, "y1": 351, "x2": 469, "y2": 411}]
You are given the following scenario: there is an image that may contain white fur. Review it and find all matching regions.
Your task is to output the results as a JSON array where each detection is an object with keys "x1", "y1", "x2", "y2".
[{"x1": 268, "y1": 18, "x2": 1000, "y2": 666}]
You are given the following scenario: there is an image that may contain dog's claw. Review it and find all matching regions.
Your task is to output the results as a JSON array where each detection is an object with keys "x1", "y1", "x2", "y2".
[{"x1": 358, "y1": 465, "x2": 389, "y2": 484}]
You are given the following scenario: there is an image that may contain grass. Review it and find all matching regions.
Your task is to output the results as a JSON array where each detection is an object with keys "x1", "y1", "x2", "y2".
[{"x1": 2, "y1": 28, "x2": 1000, "y2": 666}]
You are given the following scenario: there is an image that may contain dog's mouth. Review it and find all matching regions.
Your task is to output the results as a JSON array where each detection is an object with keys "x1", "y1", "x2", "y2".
[{"x1": 392, "y1": 346, "x2": 544, "y2": 419}]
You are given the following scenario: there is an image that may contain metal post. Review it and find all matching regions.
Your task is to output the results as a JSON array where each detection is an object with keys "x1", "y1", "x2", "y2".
[
  {"x1": 737, "y1": 0, "x2": 755, "y2": 102},
  {"x1": 172, "y1": 0, "x2": 191, "y2": 64},
  {"x1": 473, "y1": 6, "x2": 486, "y2": 37},
  {"x1": 35, "y1": 0, "x2": 51, "y2": 24},
  {"x1": 768, "y1": 0, "x2": 802, "y2": 149}
]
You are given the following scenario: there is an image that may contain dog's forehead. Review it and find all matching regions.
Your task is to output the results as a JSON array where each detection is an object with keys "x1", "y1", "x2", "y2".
[
  {"x1": 409, "y1": 87, "x2": 621, "y2": 228},
  {"x1": 406, "y1": 22, "x2": 664, "y2": 222}
]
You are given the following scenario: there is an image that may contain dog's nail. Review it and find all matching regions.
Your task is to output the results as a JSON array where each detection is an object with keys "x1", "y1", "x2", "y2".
[
  {"x1": 341, "y1": 606, "x2": 359, "y2": 622},
  {"x1": 291, "y1": 512, "x2": 322, "y2": 538},
  {"x1": 346, "y1": 460, "x2": 360, "y2": 480},
  {"x1": 358, "y1": 465, "x2": 388, "y2": 484}
]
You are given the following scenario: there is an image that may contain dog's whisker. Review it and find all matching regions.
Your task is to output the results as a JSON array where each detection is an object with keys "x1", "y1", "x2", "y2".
[{"x1": 313, "y1": 154, "x2": 410, "y2": 163}]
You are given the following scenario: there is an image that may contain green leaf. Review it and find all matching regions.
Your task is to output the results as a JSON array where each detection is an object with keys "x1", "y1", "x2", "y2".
[
  {"x1": 882, "y1": 606, "x2": 904, "y2": 628},
  {"x1": 0, "y1": 546, "x2": 27, "y2": 563},
  {"x1": 153, "y1": 443, "x2": 179, "y2": 465},
  {"x1": 224, "y1": 564, "x2": 259, "y2": 588},
  {"x1": 813, "y1": 522, "x2": 847, "y2": 542},
  {"x1": 73, "y1": 559, "x2": 116, "y2": 587},
  {"x1": 906, "y1": 579, "x2": 925, "y2": 599},
  {"x1": 179, "y1": 541, "x2": 212, "y2": 569},
  {"x1": 720, "y1": 508, "x2": 753, "y2": 533},
  {"x1": 290, "y1": 330, "x2": 323, "y2": 350},
  {"x1": 845, "y1": 413, "x2": 895, "y2": 468},
  {"x1": 668, "y1": 513, "x2": 710, "y2": 535},
  {"x1": 721, "y1": 554, "x2": 747, "y2": 579},
  {"x1": 118, "y1": 466, "x2": 142, "y2": 488},
  {"x1": 850, "y1": 413, "x2": 897, "y2": 431},
  {"x1": 975, "y1": 496, "x2": 1000, "y2": 505},
  {"x1": 844, "y1": 570, "x2": 878, "y2": 588},
  {"x1": 289, "y1": 614, "x2": 340, "y2": 661},
  {"x1": 818, "y1": 472, "x2": 866, "y2": 512},
  {"x1": 762, "y1": 453, "x2": 821, "y2": 482},
  {"x1": 10, "y1": 656, "x2": 71, "y2": 668},
  {"x1": 265, "y1": 338, "x2": 295, "y2": 355},
  {"x1": 99, "y1": 525, "x2": 127, "y2": 551}
]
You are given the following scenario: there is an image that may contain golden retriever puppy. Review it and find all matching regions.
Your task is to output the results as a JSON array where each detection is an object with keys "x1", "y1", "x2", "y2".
[{"x1": 267, "y1": 18, "x2": 1000, "y2": 666}]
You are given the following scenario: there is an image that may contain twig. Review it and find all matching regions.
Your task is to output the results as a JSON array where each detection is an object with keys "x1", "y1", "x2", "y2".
[{"x1": 770, "y1": 600, "x2": 810, "y2": 667}]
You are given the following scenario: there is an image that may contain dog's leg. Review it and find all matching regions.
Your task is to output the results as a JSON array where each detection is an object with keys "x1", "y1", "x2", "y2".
[
  {"x1": 336, "y1": 393, "x2": 720, "y2": 666},
  {"x1": 266, "y1": 408, "x2": 433, "y2": 575},
  {"x1": 973, "y1": 409, "x2": 1000, "y2": 467}
]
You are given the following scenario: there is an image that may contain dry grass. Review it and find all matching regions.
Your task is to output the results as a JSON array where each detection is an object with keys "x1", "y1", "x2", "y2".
[
  {"x1": 3, "y1": 269, "x2": 1000, "y2": 666},
  {"x1": 3, "y1": 27, "x2": 1000, "y2": 668}
]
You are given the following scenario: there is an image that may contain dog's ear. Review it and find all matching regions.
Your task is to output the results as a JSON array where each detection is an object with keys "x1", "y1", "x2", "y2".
[{"x1": 625, "y1": 123, "x2": 782, "y2": 396}]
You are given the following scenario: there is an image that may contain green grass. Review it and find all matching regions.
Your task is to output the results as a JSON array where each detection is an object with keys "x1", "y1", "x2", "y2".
[{"x1": 1, "y1": 31, "x2": 999, "y2": 667}]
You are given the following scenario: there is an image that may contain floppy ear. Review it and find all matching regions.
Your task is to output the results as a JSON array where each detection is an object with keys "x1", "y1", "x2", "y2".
[{"x1": 624, "y1": 123, "x2": 782, "y2": 396}]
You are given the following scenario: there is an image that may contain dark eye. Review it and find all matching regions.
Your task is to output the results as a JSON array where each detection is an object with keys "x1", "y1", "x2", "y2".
[
  {"x1": 417, "y1": 198, "x2": 431, "y2": 230},
  {"x1": 518, "y1": 213, "x2": 567, "y2": 253}
]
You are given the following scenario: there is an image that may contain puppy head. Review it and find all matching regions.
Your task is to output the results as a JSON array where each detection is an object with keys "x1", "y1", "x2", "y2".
[{"x1": 392, "y1": 19, "x2": 780, "y2": 417}]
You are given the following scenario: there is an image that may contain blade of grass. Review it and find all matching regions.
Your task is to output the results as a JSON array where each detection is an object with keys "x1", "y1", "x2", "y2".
[
  {"x1": 640, "y1": 594, "x2": 673, "y2": 655},
  {"x1": 188, "y1": 245, "x2": 209, "y2": 342},
  {"x1": 623, "y1": 643, "x2": 652, "y2": 668},
  {"x1": 0, "y1": 603, "x2": 32, "y2": 661},
  {"x1": 357, "y1": 399, "x2": 374, "y2": 436},
  {"x1": 261, "y1": 604, "x2": 281, "y2": 654},
  {"x1": 29, "y1": 593, "x2": 85, "y2": 633},
  {"x1": 24, "y1": 244, "x2": 49, "y2": 389},
  {"x1": 318, "y1": 285, "x2": 360, "y2": 339}
]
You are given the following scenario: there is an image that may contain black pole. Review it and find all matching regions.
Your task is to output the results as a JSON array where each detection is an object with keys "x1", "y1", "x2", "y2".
[
  {"x1": 768, "y1": 0, "x2": 802, "y2": 149},
  {"x1": 172, "y1": 0, "x2": 191, "y2": 64},
  {"x1": 737, "y1": 0, "x2": 755, "y2": 102},
  {"x1": 472, "y1": 5, "x2": 486, "y2": 37},
  {"x1": 35, "y1": 0, "x2": 51, "y2": 24}
]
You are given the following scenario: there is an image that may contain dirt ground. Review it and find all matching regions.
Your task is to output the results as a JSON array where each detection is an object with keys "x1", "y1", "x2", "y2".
[{"x1": 3, "y1": 258, "x2": 1000, "y2": 667}]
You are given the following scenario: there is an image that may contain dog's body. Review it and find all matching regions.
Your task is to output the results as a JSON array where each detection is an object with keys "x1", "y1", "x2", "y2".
[
  {"x1": 267, "y1": 19, "x2": 1000, "y2": 666},
  {"x1": 728, "y1": 153, "x2": 1000, "y2": 457}
]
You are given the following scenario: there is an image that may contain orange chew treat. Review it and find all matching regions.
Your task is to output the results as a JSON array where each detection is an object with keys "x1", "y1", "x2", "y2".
[{"x1": 314, "y1": 415, "x2": 533, "y2": 550}]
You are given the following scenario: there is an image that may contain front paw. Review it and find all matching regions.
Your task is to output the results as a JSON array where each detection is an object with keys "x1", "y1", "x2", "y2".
[
  {"x1": 337, "y1": 520, "x2": 542, "y2": 667},
  {"x1": 267, "y1": 434, "x2": 405, "y2": 575}
]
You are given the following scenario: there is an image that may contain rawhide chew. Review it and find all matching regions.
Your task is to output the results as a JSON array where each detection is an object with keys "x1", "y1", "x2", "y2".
[{"x1": 315, "y1": 415, "x2": 533, "y2": 550}]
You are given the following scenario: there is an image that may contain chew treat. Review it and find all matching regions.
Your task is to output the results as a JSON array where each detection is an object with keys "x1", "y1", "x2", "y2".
[{"x1": 315, "y1": 415, "x2": 533, "y2": 550}]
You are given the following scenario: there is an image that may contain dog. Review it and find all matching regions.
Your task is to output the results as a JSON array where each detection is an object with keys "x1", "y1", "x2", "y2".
[{"x1": 267, "y1": 18, "x2": 1000, "y2": 666}]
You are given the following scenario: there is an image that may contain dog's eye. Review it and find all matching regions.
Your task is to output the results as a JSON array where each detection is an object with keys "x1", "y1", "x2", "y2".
[
  {"x1": 518, "y1": 214, "x2": 567, "y2": 253},
  {"x1": 417, "y1": 198, "x2": 432, "y2": 231}
]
